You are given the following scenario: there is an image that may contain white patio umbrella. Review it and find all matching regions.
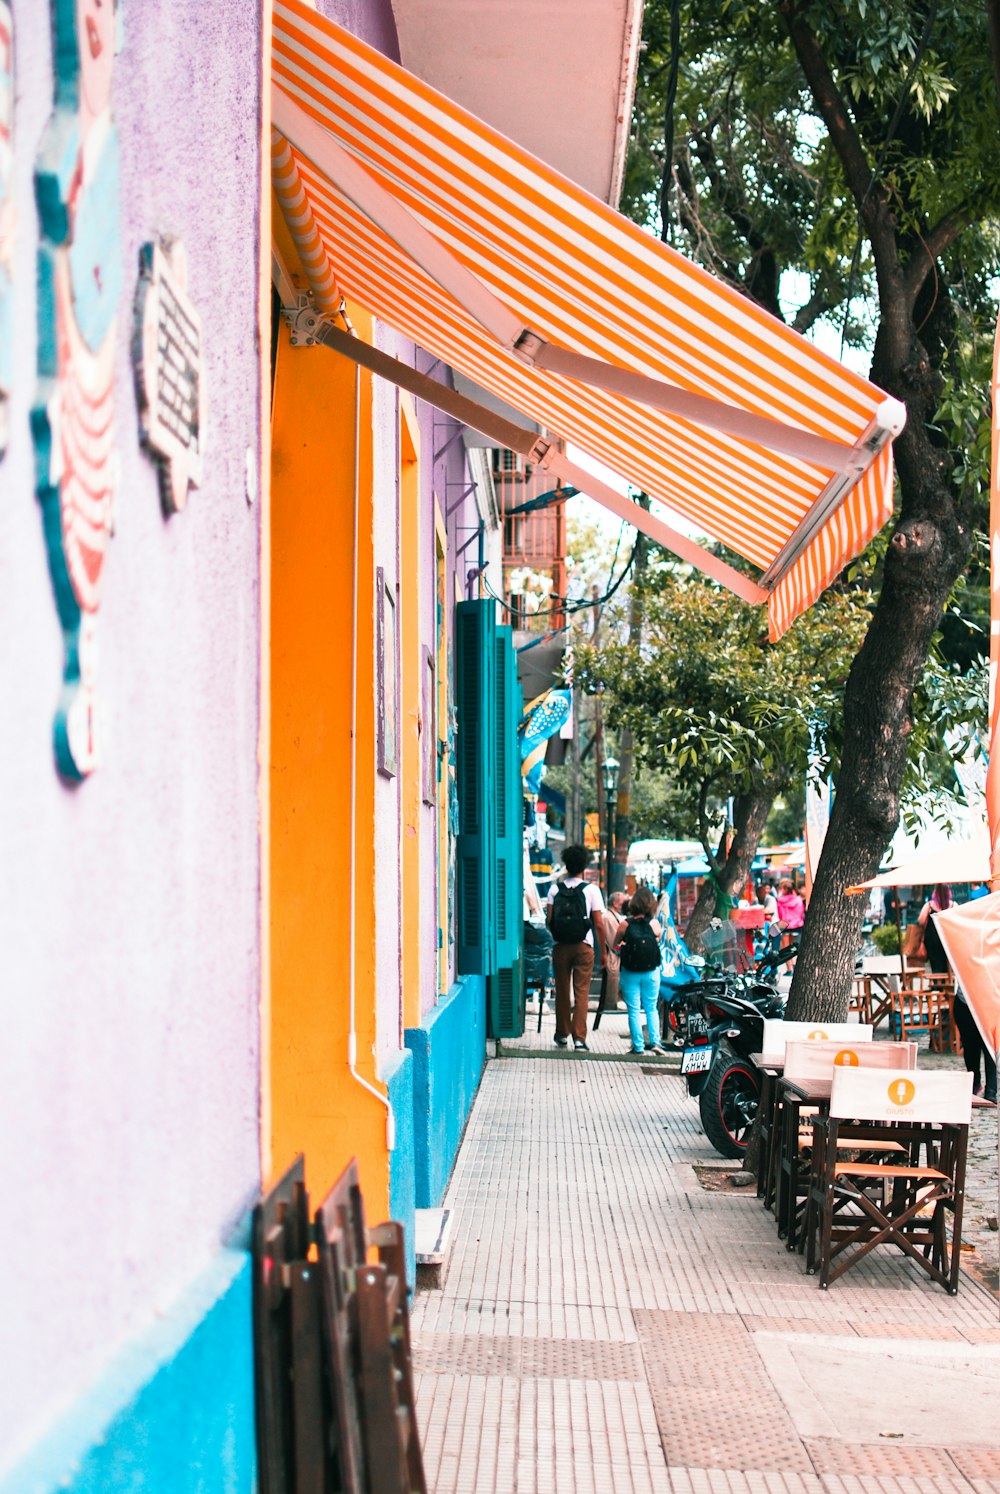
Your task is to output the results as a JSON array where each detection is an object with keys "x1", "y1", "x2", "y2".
[{"x1": 845, "y1": 833, "x2": 991, "y2": 894}]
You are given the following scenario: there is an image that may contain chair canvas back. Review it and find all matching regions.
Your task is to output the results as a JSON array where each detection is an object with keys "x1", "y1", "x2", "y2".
[
  {"x1": 782, "y1": 1039, "x2": 917, "y2": 1083},
  {"x1": 829, "y1": 1067, "x2": 973, "y2": 1124},
  {"x1": 761, "y1": 1019, "x2": 873, "y2": 1058}
]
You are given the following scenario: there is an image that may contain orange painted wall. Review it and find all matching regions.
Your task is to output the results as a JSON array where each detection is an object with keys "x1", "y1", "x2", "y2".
[
  {"x1": 399, "y1": 398, "x2": 422, "y2": 1031},
  {"x1": 268, "y1": 313, "x2": 390, "y2": 1216}
]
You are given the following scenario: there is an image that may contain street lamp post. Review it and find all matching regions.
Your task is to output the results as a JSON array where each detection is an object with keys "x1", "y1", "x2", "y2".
[{"x1": 602, "y1": 757, "x2": 620, "y2": 901}]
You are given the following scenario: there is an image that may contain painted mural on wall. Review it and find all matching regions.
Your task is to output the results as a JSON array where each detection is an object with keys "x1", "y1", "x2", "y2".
[
  {"x1": 32, "y1": 0, "x2": 123, "y2": 779},
  {"x1": 133, "y1": 236, "x2": 205, "y2": 514},
  {"x1": 0, "y1": 1, "x2": 14, "y2": 459}
]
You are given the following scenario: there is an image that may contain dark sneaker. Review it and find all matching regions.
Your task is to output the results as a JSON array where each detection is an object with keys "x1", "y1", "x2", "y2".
[
  {"x1": 985, "y1": 1089, "x2": 997, "y2": 1104},
  {"x1": 574, "y1": 1039, "x2": 589, "y2": 1051},
  {"x1": 554, "y1": 1036, "x2": 569, "y2": 1048}
]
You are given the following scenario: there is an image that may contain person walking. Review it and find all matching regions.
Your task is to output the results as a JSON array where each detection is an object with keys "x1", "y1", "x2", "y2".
[
  {"x1": 598, "y1": 890, "x2": 628, "y2": 1013},
  {"x1": 546, "y1": 845, "x2": 606, "y2": 1051},
  {"x1": 917, "y1": 883, "x2": 952, "y2": 974},
  {"x1": 951, "y1": 985, "x2": 997, "y2": 1102},
  {"x1": 613, "y1": 884, "x2": 666, "y2": 1056},
  {"x1": 775, "y1": 877, "x2": 805, "y2": 935},
  {"x1": 775, "y1": 877, "x2": 805, "y2": 963},
  {"x1": 757, "y1": 881, "x2": 778, "y2": 923}
]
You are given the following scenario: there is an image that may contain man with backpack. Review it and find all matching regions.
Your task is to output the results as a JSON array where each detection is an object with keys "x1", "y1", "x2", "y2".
[{"x1": 545, "y1": 845, "x2": 607, "y2": 1051}]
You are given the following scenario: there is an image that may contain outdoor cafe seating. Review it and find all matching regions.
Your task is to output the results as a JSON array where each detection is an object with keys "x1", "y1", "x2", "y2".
[
  {"x1": 891, "y1": 977, "x2": 952, "y2": 1049},
  {"x1": 754, "y1": 1026, "x2": 974, "y2": 1293},
  {"x1": 775, "y1": 1038, "x2": 917, "y2": 1252},
  {"x1": 802, "y1": 1067, "x2": 973, "y2": 1293},
  {"x1": 755, "y1": 1020, "x2": 873, "y2": 1213}
]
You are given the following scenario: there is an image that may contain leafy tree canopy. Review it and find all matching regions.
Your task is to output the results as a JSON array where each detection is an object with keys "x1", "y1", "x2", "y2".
[
  {"x1": 572, "y1": 565, "x2": 869, "y2": 903},
  {"x1": 619, "y1": 0, "x2": 1000, "y2": 1009}
]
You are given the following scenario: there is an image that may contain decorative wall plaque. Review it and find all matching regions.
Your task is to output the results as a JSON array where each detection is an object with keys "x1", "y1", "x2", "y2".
[
  {"x1": 32, "y1": 0, "x2": 124, "y2": 780},
  {"x1": 0, "y1": 1, "x2": 14, "y2": 459},
  {"x1": 133, "y1": 236, "x2": 205, "y2": 514}
]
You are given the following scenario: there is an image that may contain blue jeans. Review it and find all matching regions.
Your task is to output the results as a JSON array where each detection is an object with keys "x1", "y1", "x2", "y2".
[{"x1": 620, "y1": 967, "x2": 662, "y2": 1053}]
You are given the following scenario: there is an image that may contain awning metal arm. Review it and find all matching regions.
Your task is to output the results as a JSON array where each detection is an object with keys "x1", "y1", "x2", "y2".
[
  {"x1": 520, "y1": 336, "x2": 862, "y2": 474},
  {"x1": 287, "y1": 305, "x2": 768, "y2": 607},
  {"x1": 539, "y1": 450, "x2": 769, "y2": 607}
]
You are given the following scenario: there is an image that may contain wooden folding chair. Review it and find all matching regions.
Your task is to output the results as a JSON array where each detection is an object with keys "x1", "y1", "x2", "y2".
[
  {"x1": 891, "y1": 983, "x2": 947, "y2": 1047},
  {"x1": 252, "y1": 1155, "x2": 324, "y2": 1494},
  {"x1": 805, "y1": 1068, "x2": 973, "y2": 1293},
  {"x1": 253, "y1": 1155, "x2": 427, "y2": 1494},
  {"x1": 849, "y1": 976, "x2": 873, "y2": 1024},
  {"x1": 777, "y1": 1041, "x2": 915, "y2": 1252},
  {"x1": 315, "y1": 1162, "x2": 427, "y2": 1494}
]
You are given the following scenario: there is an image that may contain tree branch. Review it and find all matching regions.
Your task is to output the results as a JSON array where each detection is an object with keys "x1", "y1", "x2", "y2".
[
  {"x1": 901, "y1": 210, "x2": 973, "y2": 307},
  {"x1": 777, "y1": 0, "x2": 906, "y2": 352},
  {"x1": 791, "y1": 286, "x2": 839, "y2": 336},
  {"x1": 687, "y1": 128, "x2": 784, "y2": 318}
]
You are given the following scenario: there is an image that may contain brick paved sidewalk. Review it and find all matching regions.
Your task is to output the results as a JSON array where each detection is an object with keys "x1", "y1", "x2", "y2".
[{"x1": 411, "y1": 1047, "x2": 1000, "y2": 1494}]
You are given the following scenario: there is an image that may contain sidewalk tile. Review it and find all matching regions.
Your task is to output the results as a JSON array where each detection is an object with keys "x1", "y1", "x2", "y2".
[{"x1": 412, "y1": 1055, "x2": 1000, "y2": 1494}]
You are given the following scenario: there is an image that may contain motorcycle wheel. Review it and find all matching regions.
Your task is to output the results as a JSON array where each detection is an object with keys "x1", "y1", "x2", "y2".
[{"x1": 698, "y1": 1048, "x2": 759, "y2": 1158}]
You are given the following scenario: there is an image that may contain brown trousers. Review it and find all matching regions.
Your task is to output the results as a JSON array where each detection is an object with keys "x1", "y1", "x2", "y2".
[{"x1": 552, "y1": 941, "x2": 595, "y2": 1042}]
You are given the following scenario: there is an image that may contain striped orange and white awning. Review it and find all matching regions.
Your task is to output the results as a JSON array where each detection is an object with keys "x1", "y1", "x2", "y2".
[{"x1": 271, "y1": 0, "x2": 904, "y2": 639}]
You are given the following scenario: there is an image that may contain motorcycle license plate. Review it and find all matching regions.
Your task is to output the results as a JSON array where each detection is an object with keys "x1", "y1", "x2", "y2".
[{"x1": 680, "y1": 1044, "x2": 715, "y2": 1075}]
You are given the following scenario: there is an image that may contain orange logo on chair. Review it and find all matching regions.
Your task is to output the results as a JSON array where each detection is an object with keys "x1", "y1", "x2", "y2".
[
  {"x1": 834, "y1": 1049, "x2": 859, "y2": 1066},
  {"x1": 888, "y1": 1077, "x2": 916, "y2": 1107},
  {"x1": 807, "y1": 1028, "x2": 829, "y2": 1040}
]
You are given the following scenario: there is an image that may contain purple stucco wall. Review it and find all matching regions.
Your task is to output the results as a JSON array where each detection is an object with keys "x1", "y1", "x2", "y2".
[
  {"x1": 0, "y1": 0, "x2": 262, "y2": 1474},
  {"x1": 317, "y1": 0, "x2": 400, "y2": 58}
]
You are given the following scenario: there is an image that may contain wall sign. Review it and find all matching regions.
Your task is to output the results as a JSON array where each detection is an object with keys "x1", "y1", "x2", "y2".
[
  {"x1": 0, "y1": 1, "x2": 13, "y2": 459},
  {"x1": 376, "y1": 566, "x2": 398, "y2": 778},
  {"x1": 133, "y1": 236, "x2": 205, "y2": 514},
  {"x1": 33, "y1": 0, "x2": 124, "y2": 779}
]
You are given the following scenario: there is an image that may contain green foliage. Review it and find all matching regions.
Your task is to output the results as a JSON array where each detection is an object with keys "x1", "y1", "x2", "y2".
[
  {"x1": 899, "y1": 655, "x2": 988, "y2": 836},
  {"x1": 572, "y1": 566, "x2": 870, "y2": 846},
  {"x1": 765, "y1": 789, "x2": 806, "y2": 845},
  {"x1": 626, "y1": 0, "x2": 999, "y2": 521},
  {"x1": 870, "y1": 921, "x2": 903, "y2": 956}
]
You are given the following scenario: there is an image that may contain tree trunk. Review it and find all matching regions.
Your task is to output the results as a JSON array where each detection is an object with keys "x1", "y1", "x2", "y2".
[
  {"x1": 778, "y1": 0, "x2": 974, "y2": 1021},
  {"x1": 786, "y1": 340, "x2": 969, "y2": 1020},
  {"x1": 611, "y1": 726, "x2": 635, "y2": 894},
  {"x1": 612, "y1": 508, "x2": 649, "y2": 892},
  {"x1": 684, "y1": 784, "x2": 776, "y2": 952}
]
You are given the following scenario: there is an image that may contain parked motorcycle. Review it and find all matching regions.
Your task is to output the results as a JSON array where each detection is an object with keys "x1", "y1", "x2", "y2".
[{"x1": 675, "y1": 946, "x2": 794, "y2": 1159}]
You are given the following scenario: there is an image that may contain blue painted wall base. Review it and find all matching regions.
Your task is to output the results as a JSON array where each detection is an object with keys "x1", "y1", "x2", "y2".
[
  {"x1": 1, "y1": 1250, "x2": 255, "y2": 1494},
  {"x1": 385, "y1": 1044, "x2": 416, "y2": 1290},
  {"x1": 405, "y1": 974, "x2": 486, "y2": 1208}
]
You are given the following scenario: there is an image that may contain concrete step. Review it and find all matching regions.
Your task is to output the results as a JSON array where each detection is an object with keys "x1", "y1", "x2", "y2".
[{"x1": 414, "y1": 1207, "x2": 452, "y2": 1292}]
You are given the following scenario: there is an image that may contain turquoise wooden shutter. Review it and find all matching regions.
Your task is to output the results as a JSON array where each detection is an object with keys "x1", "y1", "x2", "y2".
[
  {"x1": 488, "y1": 626, "x2": 526, "y2": 1037},
  {"x1": 456, "y1": 600, "x2": 497, "y2": 975}
]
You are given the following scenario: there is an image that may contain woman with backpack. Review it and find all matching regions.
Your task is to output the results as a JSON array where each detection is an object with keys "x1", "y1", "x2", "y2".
[{"x1": 614, "y1": 885, "x2": 667, "y2": 1056}]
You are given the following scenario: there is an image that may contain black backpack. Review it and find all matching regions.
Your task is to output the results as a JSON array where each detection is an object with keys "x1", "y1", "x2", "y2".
[
  {"x1": 616, "y1": 916, "x2": 662, "y2": 972},
  {"x1": 550, "y1": 882, "x2": 590, "y2": 944}
]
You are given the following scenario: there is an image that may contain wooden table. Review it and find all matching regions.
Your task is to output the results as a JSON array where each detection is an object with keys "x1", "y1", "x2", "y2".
[
  {"x1": 750, "y1": 1053, "x2": 784, "y2": 1210},
  {"x1": 775, "y1": 1075, "x2": 834, "y2": 1250},
  {"x1": 856, "y1": 957, "x2": 904, "y2": 1031}
]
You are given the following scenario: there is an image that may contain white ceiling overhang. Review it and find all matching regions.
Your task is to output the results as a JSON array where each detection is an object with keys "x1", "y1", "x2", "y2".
[{"x1": 390, "y1": 0, "x2": 643, "y2": 207}]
